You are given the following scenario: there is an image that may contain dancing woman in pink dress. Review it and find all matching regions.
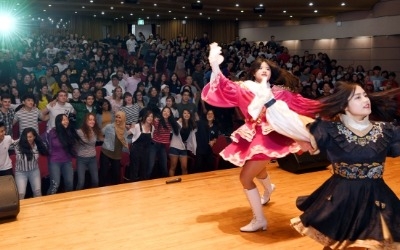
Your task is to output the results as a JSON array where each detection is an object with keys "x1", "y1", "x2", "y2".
[{"x1": 202, "y1": 43, "x2": 321, "y2": 232}]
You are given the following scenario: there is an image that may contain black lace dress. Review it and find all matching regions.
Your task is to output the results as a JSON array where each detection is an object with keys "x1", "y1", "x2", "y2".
[{"x1": 291, "y1": 120, "x2": 400, "y2": 249}]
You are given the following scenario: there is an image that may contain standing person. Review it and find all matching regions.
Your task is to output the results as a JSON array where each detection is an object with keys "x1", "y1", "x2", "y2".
[
  {"x1": 168, "y1": 109, "x2": 197, "y2": 176},
  {"x1": 291, "y1": 82, "x2": 400, "y2": 249},
  {"x1": 70, "y1": 93, "x2": 97, "y2": 129},
  {"x1": 75, "y1": 113, "x2": 102, "y2": 190},
  {"x1": 0, "y1": 93, "x2": 15, "y2": 136},
  {"x1": 127, "y1": 109, "x2": 154, "y2": 182},
  {"x1": 46, "y1": 114, "x2": 82, "y2": 195},
  {"x1": 126, "y1": 34, "x2": 138, "y2": 57},
  {"x1": 195, "y1": 109, "x2": 220, "y2": 172},
  {"x1": 41, "y1": 90, "x2": 75, "y2": 132},
  {"x1": 0, "y1": 122, "x2": 16, "y2": 176},
  {"x1": 99, "y1": 111, "x2": 129, "y2": 186},
  {"x1": 147, "y1": 107, "x2": 180, "y2": 179},
  {"x1": 202, "y1": 43, "x2": 320, "y2": 232},
  {"x1": 13, "y1": 93, "x2": 48, "y2": 135},
  {"x1": 14, "y1": 128, "x2": 49, "y2": 199}
]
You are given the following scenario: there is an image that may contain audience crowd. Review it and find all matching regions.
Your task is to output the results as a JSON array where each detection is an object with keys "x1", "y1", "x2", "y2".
[{"x1": 0, "y1": 31, "x2": 398, "y2": 199}]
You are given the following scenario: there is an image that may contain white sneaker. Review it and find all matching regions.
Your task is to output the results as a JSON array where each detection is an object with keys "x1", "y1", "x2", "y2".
[
  {"x1": 261, "y1": 184, "x2": 276, "y2": 205},
  {"x1": 240, "y1": 217, "x2": 267, "y2": 232}
]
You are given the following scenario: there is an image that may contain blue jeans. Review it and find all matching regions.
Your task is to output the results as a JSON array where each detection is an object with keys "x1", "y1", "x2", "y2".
[
  {"x1": 76, "y1": 156, "x2": 98, "y2": 190},
  {"x1": 147, "y1": 142, "x2": 168, "y2": 179},
  {"x1": 47, "y1": 161, "x2": 74, "y2": 195},
  {"x1": 15, "y1": 168, "x2": 42, "y2": 199}
]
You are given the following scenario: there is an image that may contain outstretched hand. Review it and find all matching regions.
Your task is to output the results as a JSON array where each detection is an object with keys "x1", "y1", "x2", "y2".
[{"x1": 208, "y1": 43, "x2": 224, "y2": 67}]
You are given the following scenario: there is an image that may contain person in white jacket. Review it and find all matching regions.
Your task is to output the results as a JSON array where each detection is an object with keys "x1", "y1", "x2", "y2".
[{"x1": 168, "y1": 109, "x2": 197, "y2": 176}]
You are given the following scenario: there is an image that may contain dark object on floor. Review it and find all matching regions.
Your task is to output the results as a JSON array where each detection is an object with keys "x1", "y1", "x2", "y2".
[
  {"x1": 277, "y1": 152, "x2": 330, "y2": 173},
  {"x1": 0, "y1": 175, "x2": 20, "y2": 220}
]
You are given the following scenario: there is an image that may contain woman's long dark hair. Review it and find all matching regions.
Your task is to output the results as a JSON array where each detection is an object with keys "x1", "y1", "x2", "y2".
[
  {"x1": 54, "y1": 114, "x2": 83, "y2": 156},
  {"x1": 159, "y1": 107, "x2": 180, "y2": 135},
  {"x1": 318, "y1": 81, "x2": 399, "y2": 121},
  {"x1": 247, "y1": 58, "x2": 299, "y2": 91},
  {"x1": 19, "y1": 128, "x2": 49, "y2": 161},
  {"x1": 181, "y1": 109, "x2": 197, "y2": 130}
]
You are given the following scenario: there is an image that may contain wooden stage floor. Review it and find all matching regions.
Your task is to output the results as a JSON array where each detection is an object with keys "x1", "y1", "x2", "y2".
[{"x1": 1, "y1": 158, "x2": 400, "y2": 250}]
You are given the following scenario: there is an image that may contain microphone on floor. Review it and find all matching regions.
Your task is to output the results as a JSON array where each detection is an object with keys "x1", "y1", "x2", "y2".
[{"x1": 166, "y1": 178, "x2": 182, "y2": 184}]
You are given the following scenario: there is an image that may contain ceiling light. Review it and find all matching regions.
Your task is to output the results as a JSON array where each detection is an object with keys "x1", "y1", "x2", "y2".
[
  {"x1": 341, "y1": 2, "x2": 346, "y2": 6},
  {"x1": 90, "y1": 0, "x2": 93, "y2": 3},
  {"x1": 314, "y1": 10, "x2": 318, "y2": 13},
  {"x1": 101, "y1": 11, "x2": 105, "y2": 15},
  {"x1": 82, "y1": 6, "x2": 85, "y2": 8},
  {"x1": 309, "y1": 2, "x2": 313, "y2": 6},
  {"x1": 283, "y1": 10, "x2": 286, "y2": 13},
  {"x1": 235, "y1": 4, "x2": 239, "y2": 7},
  {"x1": 154, "y1": 4, "x2": 157, "y2": 6},
  {"x1": 110, "y1": 6, "x2": 114, "y2": 10}
]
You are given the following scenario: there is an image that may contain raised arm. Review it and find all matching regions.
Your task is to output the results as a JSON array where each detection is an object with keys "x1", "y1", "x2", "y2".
[{"x1": 201, "y1": 43, "x2": 240, "y2": 108}]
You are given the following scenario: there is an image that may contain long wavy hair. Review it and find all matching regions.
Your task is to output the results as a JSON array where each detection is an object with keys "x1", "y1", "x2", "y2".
[
  {"x1": 80, "y1": 113, "x2": 102, "y2": 140},
  {"x1": 54, "y1": 114, "x2": 83, "y2": 156},
  {"x1": 181, "y1": 109, "x2": 197, "y2": 130},
  {"x1": 318, "y1": 81, "x2": 399, "y2": 121},
  {"x1": 18, "y1": 128, "x2": 48, "y2": 161},
  {"x1": 247, "y1": 58, "x2": 299, "y2": 91}
]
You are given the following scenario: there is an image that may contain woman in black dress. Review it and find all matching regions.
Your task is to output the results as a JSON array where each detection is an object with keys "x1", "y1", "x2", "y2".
[{"x1": 291, "y1": 81, "x2": 400, "y2": 249}]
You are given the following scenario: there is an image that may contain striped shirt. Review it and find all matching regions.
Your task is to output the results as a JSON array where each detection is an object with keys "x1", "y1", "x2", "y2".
[
  {"x1": 76, "y1": 129, "x2": 97, "y2": 158},
  {"x1": 152, "y1": 119, "x2": 172, "y2": 144},
  {"x1": 120, "y1": 105, "x2": 136, "y2": 125},
  {"x1": 14, "y1": 144, "x2": 39, "y2": 172},
  {"x1": 14, "y1": 107, "x2": 41, "y2": 134},
  {"x1": 131, "y1": 103, "x2": 144, "y2": 124}
]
